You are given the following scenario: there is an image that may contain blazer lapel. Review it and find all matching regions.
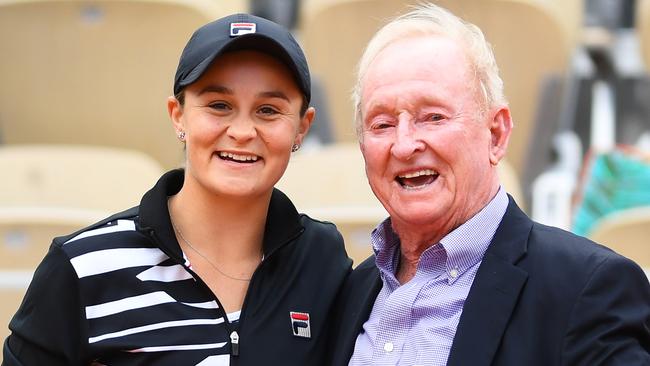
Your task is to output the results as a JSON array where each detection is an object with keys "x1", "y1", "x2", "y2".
[
  {"x1": 447, "y1": 198, "x2": 532, "y2": 366},
  {"x1": 332, "y1": 258, "x2": 382, "y2": 366}
]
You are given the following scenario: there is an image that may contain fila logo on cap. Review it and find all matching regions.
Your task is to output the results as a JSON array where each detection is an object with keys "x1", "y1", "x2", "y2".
[
  {"x1": 230, "y1": 22, "x2": 256, "y2": 37},
  {"x1": 289, "y1": 312, "x2": 311, "y2": 338}
]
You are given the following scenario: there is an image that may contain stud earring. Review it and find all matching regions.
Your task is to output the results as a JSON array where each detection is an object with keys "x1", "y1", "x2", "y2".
[
  {"x1": 178, "y1": 131, "x2": 186, "y2": 141},
  {"x1": 291, "y1": 144, "x2": 300, "y2": 152}
]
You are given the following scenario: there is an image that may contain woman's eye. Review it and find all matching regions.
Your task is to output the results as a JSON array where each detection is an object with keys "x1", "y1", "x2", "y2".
[
  {"x1": 208, "y1": 102, "x2": 230, "y2": 111},
  {"x1": 258, "y1": 106, "x2": 279, "y2": 115}
]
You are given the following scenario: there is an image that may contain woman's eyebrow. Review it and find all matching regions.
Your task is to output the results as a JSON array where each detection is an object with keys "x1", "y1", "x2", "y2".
[
  {"x1": 198, "y1": 85, "x2": 233, "y2": 96},
  {"x1": 257, "y1": 90, "x2": 290, "y2": 102},
  {"x1": 196, "y1": 86, "x2": 289, "y2": 103}
]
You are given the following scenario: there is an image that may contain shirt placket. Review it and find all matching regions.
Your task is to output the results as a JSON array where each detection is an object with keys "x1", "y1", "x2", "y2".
[{"x1": 371, "y1": 278, "x2": 420, "y2": 365}]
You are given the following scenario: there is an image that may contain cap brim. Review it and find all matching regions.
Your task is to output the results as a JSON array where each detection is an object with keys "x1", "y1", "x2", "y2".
[{"x1": 176, "y1": 33, "x2": 307, "y2": 100}]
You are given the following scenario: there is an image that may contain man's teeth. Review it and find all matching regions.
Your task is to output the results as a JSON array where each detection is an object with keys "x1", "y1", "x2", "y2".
[
  {"x1": 398, "y1": 169, "x2": 436, "y2": 179},
  {"x1": 219, "y1": 152, "x2": 258, "y2": 162}
]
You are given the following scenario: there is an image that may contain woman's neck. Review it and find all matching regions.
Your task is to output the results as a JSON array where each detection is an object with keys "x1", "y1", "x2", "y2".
[{"x1": 168, "y1": 180, "x2": 270, "y2": 261}]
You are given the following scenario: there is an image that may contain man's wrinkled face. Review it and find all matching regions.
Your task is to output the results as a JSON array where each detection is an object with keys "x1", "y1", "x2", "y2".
[{"x1": 359, "y1": 35, "x2": 499, "y2": 234}]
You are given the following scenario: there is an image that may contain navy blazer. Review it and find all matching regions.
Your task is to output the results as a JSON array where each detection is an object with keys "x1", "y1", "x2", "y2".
[{"x1": 330, "y1": 198, "x2": 650, "y2": 365}]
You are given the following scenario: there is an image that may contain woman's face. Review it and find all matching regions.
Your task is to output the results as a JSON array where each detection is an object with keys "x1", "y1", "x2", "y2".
[{"x1": 169, "y1": 50, "x2": 313, "y2": 200}]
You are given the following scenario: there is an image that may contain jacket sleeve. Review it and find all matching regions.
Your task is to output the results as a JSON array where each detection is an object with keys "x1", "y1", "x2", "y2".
[
  {"x1": 2, "y1": 243, "x2": 87, "y2": 365},
  {"x1": 562, "y1": 254, "x2": 650, "y2": 365}
]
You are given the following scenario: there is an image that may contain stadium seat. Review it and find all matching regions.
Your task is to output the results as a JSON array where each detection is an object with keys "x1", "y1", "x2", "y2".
[
  {"x1": 588, "y1": 205, "x2": 650, "y2": 269},
  {"x1": 300, "y1": 0, "x2": 571, "y2": 177},
  {"x1": 0, "y1": 0, "x2": 246, "y2": 169},
  {"x1": 533, "y1": 0, "x2": 583, "y2": 45},
  {"x1": 0, "y1": 144, "x2": 164, "y2": 213},
  {"x1": 499, "y1": 158, "x2": 525, "y2": 211},
  {"x1": 0, "y1": 206, "x2": 105, "y2": 269},
  {"x1": 0, "y1": 205, "x2": 105, "y2": 351}
]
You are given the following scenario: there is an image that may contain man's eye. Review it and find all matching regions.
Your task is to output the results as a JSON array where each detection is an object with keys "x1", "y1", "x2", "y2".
[
  {"x1": 427, "y1": 113, "x2": 444, "y2": 122},
  {"x1": 368, "y1": 118, "x2": 394, "y2": 130},
  {"x1": 374, "y1": 122, "x2": 393, "y2": 129}
]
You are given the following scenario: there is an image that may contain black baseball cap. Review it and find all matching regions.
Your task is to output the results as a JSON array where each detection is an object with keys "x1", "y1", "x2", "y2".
[{"x1": 173, "y1": 13, "x2": 311, "y2": 103}]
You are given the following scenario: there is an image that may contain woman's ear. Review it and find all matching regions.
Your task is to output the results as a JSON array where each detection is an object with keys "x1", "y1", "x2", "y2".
[
  {"x1": 488, "y1": 106, "x2": 513, "y2": 166},
  {"x1": 293, "y1": 106, "x2": 316, "y2": 146},
  {"x1": 168, "y1": 96, "x2": 185, "y2": 137}
]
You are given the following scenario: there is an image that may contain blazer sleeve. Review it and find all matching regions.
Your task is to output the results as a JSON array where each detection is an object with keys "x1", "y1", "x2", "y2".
[
  {"x1": 562, "y1": 254, "x2": 650, "y2": 365},
  {"x1": 2, "y1": 244, "x2": 87, "y2": 366}
]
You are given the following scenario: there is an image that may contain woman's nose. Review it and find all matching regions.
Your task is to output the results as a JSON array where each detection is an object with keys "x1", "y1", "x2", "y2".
[{"x1": 226, "y1": 115, "x2": 257, "y2": 142}]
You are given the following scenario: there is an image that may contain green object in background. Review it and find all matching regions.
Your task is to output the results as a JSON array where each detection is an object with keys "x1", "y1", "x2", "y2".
[{"x1": 572, "y1": 149, "x2": 650, "y2": 236}]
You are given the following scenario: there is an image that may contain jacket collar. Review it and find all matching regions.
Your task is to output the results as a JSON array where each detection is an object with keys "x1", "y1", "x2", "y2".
[
  {"x1": 137, "y1": 169, "x2": 304, "y2": 263},
  {"x1": 446, "y1": 196, "x2": 532, "y2": 366}
]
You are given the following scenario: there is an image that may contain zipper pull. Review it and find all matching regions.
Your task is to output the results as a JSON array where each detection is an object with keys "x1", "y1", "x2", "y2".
[{"x1": 230, "y1": 331, "x2": 239, "y2": 356}]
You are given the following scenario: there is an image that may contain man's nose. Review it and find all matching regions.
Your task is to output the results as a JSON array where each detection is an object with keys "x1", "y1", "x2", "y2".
[{"x1": 391, "y1": 118, "x2": 425, "y2": 159}]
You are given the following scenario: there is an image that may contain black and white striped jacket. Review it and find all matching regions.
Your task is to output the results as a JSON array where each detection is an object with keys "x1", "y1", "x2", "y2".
[{"x1": 4, "y1": 169, "x2": 351, "y2": 366}]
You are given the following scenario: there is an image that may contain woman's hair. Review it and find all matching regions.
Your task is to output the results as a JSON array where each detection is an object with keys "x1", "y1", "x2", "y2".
[
  {"x1": 174, "y1": 90, "x2": 186, "y2": 106},
  {"x1": 352, "y1": 3, "x2": 507, "y2": 136}
]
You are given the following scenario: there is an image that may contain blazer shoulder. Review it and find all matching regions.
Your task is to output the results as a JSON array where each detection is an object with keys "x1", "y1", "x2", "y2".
[
  {"x1": 522, "y1": 221, "x2": 645, "y2": 292},
  {"x1": 529, "y1": 222, "x2": 622, "y2": 263}
]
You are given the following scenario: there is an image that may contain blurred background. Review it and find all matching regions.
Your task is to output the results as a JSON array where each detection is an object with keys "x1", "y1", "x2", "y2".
[{"x1": 1, "y1": 0, "x2": 650, "y2": 347}]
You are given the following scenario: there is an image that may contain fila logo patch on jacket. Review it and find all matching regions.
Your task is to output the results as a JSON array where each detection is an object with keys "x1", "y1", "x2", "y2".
[{"x1": 290, "y1": 312, "x2": 311, "y2": 338}]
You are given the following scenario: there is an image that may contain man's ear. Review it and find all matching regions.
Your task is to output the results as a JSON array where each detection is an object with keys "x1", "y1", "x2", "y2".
[
  {"x1": 488, "y1": 106, "x2": 513, "y2": 166},
  {"x1": 168, "y1": 96, "x2": 185, "y2": 136},
  {"x1": 294, "y1": 106, "x2": 316, "y2": 146}
]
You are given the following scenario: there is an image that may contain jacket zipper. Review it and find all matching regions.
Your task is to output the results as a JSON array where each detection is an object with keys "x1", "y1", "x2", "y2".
[
  {"x1": 148, "y1": 225, "x2": 305, "y2": 360},
  {"x1": 230, "y1": 226, "x2": 305, "y2": 359},
  {"x1": 230, "y1": 331, "x2": 240, "y2": 356},
  {"x1": 182, "y1": 266, "x2": 239, "y2": 356}
]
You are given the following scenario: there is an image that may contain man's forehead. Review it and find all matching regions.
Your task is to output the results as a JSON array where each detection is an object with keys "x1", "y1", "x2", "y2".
[
  {"x1": 361, "y1": 36, "x2": 473, "y2": 95},
  {"x1": 365, "y1": 36, "x2": 471, "y2": 81}
]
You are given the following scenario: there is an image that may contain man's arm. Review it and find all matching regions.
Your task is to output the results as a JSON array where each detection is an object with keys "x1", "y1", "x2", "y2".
[
  {"x1": 3, "y1": 244, "x2": 87, "y2": 365},
  {"x1": 562, "y1": 254, "x2": 650, "y2": 365}
]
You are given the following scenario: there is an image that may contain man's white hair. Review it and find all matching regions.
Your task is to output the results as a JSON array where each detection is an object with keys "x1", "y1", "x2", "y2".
[{"x1": 353, "y1": 2, "x2": 507, "y2": 136}]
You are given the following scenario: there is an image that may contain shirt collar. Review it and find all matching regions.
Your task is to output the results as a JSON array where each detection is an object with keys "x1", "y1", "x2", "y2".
[
  {"x1": 439, "y1": 187, "x2": 508, "y2": 283},
  {"x1": 372, "y1": 187, "x2": 509, "y2": 284},
  {"x1": 370, "y1": 216, "x2": 400, "y2": 284}
]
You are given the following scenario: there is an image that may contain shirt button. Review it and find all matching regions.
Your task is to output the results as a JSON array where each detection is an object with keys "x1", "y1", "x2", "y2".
[
  {"x1": 449, "y1": 268, "x2": 459, "y2": 278},
  {"x1": 384, "y1": 342, "x2": 394, "y2": 353}
]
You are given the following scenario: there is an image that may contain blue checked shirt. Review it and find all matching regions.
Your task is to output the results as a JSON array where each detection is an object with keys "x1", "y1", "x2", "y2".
[{"x1": 349, "y1": 188, "x2": 508, "y2": 366}]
